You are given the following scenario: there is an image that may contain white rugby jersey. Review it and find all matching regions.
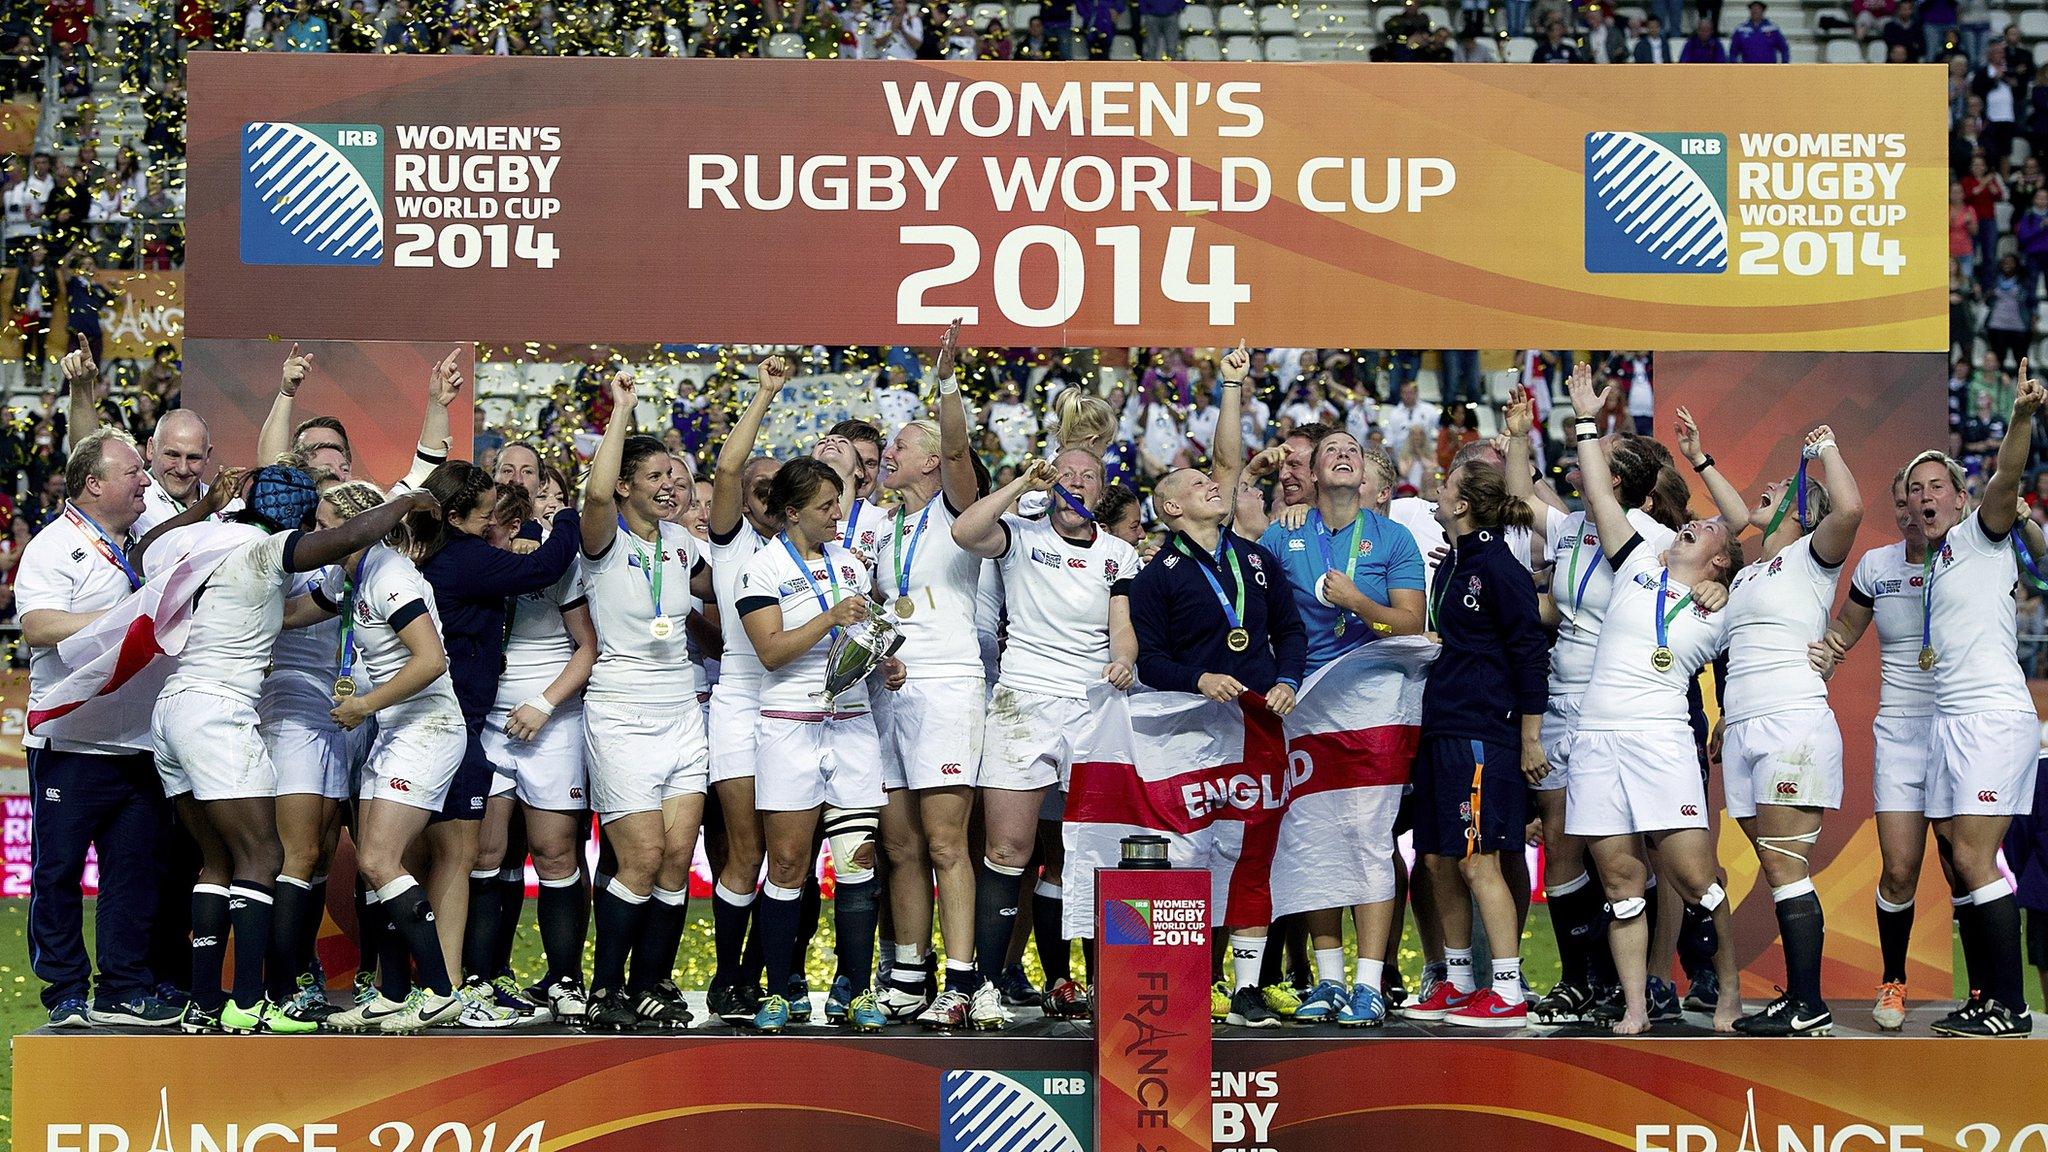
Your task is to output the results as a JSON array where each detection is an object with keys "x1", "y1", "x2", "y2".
[
  {"x1": 133, "y1": 480, "x2": 206, "y2": 537},
  {"x1": 1576, "y1": 537, "x2": 1731, "y2": 732},
  {"x1": 868, "y1": 495, "x2": 986, "y2": 682},
  {"x1": 162, "y1": 523, "x2": 297, "y2": 704},
  {"x1": 495, "y1": 559, "x2": 586, "y2": 711},
  {"x1": 993, "y1": 516, "x2": 1139, "y2": 699},
  {"x1": 708, "y1": 517, "x2": 770, "y2": 683},
  {"x1": 582, "y1": 521, "x2": 705, "y2": 706},
  {"x1": 1547, "y1": 508, "x2": 1677, "y2": 697},
  {"x1": 1923, "y1": 509, "x2": 2034, "y2": 714},
  {"x1": 1721, "y1": 535, "x2": 1841, "y2": 725},
  {"x1": 1392, "y1": 496, "x2": 1559, "y2": 587},
  {"x1": 18, "y1": 506, "x2": 146, "y2": 753},
  {"x1": 737, "y1": 539, "x2": 874, "y2": 714},
  {"x1": 315, "y1": 544, "x2": 460, "y2": 722},
  {"x1": 269, "y1": 568, "x2": 343, "y2": 683},
  {"x1": 1848, "y1": 541, "x2": 1935, "y2": 718},
  {"x1": 837, "y1": 497, "x2": 889, "y2": 569}
]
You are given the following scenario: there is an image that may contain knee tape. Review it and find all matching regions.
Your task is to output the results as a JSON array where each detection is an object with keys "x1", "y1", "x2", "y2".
[
  {"x1": 1757, "y1": 828, "x2": 1820, "y2": 866},
  {"x1": 824, "y1": 806, "x2": 880, "y2": 885},
  {"x1": 1609, "y1": 896, "x2": 1647, "y2": 922},
  {"x1": 1699, "y1": 881, "x2": 1726, "y2": 912}
]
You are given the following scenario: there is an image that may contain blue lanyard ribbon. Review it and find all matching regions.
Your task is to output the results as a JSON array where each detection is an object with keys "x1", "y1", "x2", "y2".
[
  {"x1": 335, "y1": 552, "x2": 368, "y2": 680},
  {"x1": 1050, "y1": 483, "x2": 1096, "y2": 522},
  {"x1": 781, "y1": 533, "x2": 844, "y2": 640},
  {"x1": 892, "y1": 502, "x2": 932, "y2": 600},
  {"x1": 1655, "y1": 567, "x2": 1694, "y2": 653},
  {"x1": 1568, "y1": 539, "x2": 1604, "y2": 614},
  {"x1": 2015, "y1": 533, "x2": 2048, "y2": 592},
  {"x1": 66, "y1": 504, "x2": 140, "y2": 590},
  {"x1": 1310, "y1": 509, "x2": 1364, "y2": 633},
  {"x1": 841, "y1": 497, "x2": 864, "y2": 551},
  {"x1": 1174, "y1": 534, "x2": 1245, "y2": 631}
]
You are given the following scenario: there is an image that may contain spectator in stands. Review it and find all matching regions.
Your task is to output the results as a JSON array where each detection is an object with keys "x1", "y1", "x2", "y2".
[
  {"x1": 1632, "y1": 16, "x2": 1674, "y2": 61},
  {"x1": 1075, "y1": 0, "x2": 1123, "y2": 59},
  {"x1": 1952, "y1": 181, "x2": 1982, "y2": 283},
  {"x1": 1852, "y1": 0, "x2": 1895, "y2": 43},
  {"x1": 941, "y1": 7, "x2": 979, "y2": 59},
  {"x1": 1883, "y1": 0, "x2": 1923, "y2": 59},
  {"x1": 1139, "y1": 0, "x2": 1182, "y2": 59},
  {"x1": 884, "y1": 3, "x2": 926, "y2": 57},
  {"x1": 2014, "y1": 155, "x2": 2044, "y2": 207},
  {"x1": 1015, "y1": 15, "x2": 1055, "y2": 56},
  {"x1": 1729, "y1": 1, "x2": 1788, "y2": 60},
  {"x1": 1976, "y1": 43, "x2": 2021, "y2": 159},
  {"x1": 1, "y1": 32, "x2": 40, "y2": 101},
  {"x1": 1681, "y1": 17, "x2": 1728, "y2": 59},
  {"x1": 1533, "y1": 24, "x2": 1585, "y2": 64},
  {"x1": 977, "y1": 15, "x2": 1013, "y2": 56},
  {"x1": 1985, "y1": 253, "x2": 2037, "y2": 368},
  {"x1": 1452, "y1": 24, "x2": 1499, "y2": 59},
  {"x1": 1963, "y1": 153, "x2": 2006, "y2": 282},
  {"x1": 1921, "y1": 0, "x2": 1957, "y2": 59},
  {"x1": 8, "y1": 241, "x2": 56, "y2": 384},
  {"x1": 1999, "y1": 24, "x2": 2036, "y2": 89},
  {"x1": 62, "y1": 252, "x2": 116, "y2": 368},
  {"x1": 1581, "y1": 5, "x2": 1625, "y2": 61},
  {"x1": 1036, "y1": 0, "x2": 1075, "y2": 56},
  {"x1": 1503, "y1": 0, "x2": 1531, "y2": 37},
  {"x1": 1959, "y1": 0, "x2": 1991, "y2": 63},
  {"x1": 382, "y1": 0, "x2": 436, "y2": 51},
  {"x1": 2017, "y1": 188, "x2": 2048, "y2": 291}
]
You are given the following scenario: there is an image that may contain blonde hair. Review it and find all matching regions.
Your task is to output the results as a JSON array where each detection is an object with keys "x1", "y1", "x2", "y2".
[
  {"x1": 320, "y1": 479, "x2": 408, "y2": 550},
  {"x1": 1053, "y1": 388, "x2": 1116, "y2": 456},
  {"x1": 902, "y1": 418, "x2": 942, "y2": 451},
  {"x1": 1904, "y1": 450, "x2": 1967, "y2": 493}
]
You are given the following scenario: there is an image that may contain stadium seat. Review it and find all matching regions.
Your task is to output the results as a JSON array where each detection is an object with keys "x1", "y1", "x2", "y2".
[
  {"x1": 1223, "y1": 32, "x2": 1263, "y2": 57},
  {"x1": 2013, "y1": 137, "x2": 2033, "y2": 164},
  {"x1": 2022, "y1": 10, "x2": 2048, "y2": 40},
  {"x1": 1788, "y1": 40, "x2": 1820, "y2": 61},
  {"x1": 1866, "y1": 38, "x2": 1889, "y2": 61},
  {"x1": 1421, "y1": 6, "x2": 1453, "y2": 30},
  {"x1": 1010, "y1": 1, "x2": 1038, "y2": 26},
  {"x1": 1503, "y1": 35, "x2": 1536, "y2": 61},
  {"x1": 2037, "y1": 40, "x2": 2048, "y2": 68},
  {"x1": 971, "y1": 3, "x2": 1009, "y2": 28},
  {"x1": 1997, "y1": 200, "x2": 2015, "y2": 232},
  {"x1": 688, "y1": 2, "x2": 710, "y2": 27},
  {"x1": 1823, "y1": 37, "x2": 1862, "y2": 62},
  {"x1": 1180, "y1": 5, "x2": 1216, "y2": 32},
  {"x1": 1991, "y1": 10, "x2": 2013, "y2": 35},
  {"x1": 765, "y1": 31, "x2": 808, "y2": 55},
  {"x1": 1259, "y1": 7, "x2": 1297, "y2": 33},
  {"x1": 1264, "y1": 33, "x2": 1302, "y2": 58},
  {"x1": 1219, "y1": 5, "x2": 1259, "y2": 33},
  {"x1": 1184, "y1": 33, "x2": 1224, "y2": 57},
  {"x1": 1111, "y1": 32, "x2": 1139, "y2": 56}
]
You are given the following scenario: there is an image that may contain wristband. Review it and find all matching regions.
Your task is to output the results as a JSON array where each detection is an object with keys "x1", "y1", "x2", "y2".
[
  {"x1": 1221, "y1": 380, "x2": 1243, "y2": 389},
  {"x1": 1573, "y1": 419, "x2": 1598, "y2": 435},
  {"x1": 1575, "y1": 430, "x2": 1600, "y2": 443},
  {"x1": 1801, "y1": 439, "x2": 1834, "y2": 461},
  {"x1": 518, "y1": 696, "x2": 555, "y2": 719},
  {"x1": 937, "y1": 375, "x2": 959, "y2": 395},
  {"x1": 1691, "y1": 454, "x2": 1715, "y2": 474}
]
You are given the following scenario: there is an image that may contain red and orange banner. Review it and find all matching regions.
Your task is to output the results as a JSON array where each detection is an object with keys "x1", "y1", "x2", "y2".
[
  {"x1": 185, "y1": 57, "x2": 1946, "y2": 351},
  {"x1": 1097, "y1": 866, "x2": 1210, "y2": 1152}
]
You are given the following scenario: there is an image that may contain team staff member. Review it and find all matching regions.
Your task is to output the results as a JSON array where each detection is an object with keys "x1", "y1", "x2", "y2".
[
  {"x1": 578, "y1": 372, "x2": 715, "y2": 1032},
  {"x1": 1820, "y1": 466, "x2": 1954, "y2": 1030},
  {"x1": 20, "y1": 417, "x2": 176, "y2": 1028},
  {"x1": 133, "y1": 409, "x2": 212, "y2": 536},
  {"x1": 1688, "y1": 417, "x2": 1861, "y2": 1037},
  {"x1": 1907, "y1": 363, "x2": 2044, "y2": 1038},
  {"x1": 1562, "y1": 364, "x2": 1743, "y2": 1037},
  {"x1": 1129, "y1": 340, "x2": 1299, "y2": 1030},
  {"x1": 1257, "y1": 426, "x2": 1424, "y2": 1029},
  {"x1": 702, "y1": 356, "x2": 790, "y2": 1023},
  {"x1": 1405, "y1": 460, "x2": 1548, "y2": 1029}
]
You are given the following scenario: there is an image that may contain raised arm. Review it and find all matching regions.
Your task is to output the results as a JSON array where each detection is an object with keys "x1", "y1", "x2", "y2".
[
  {"x1": 1210, "y1": 340, "x2": 1248, "y2": 506},
  {"x1": 710, "y1": 356, "x2": 786, "y2": 539},
  {"x1": 1567, "y1": 362, "x2": 1637, "y2": 558},
  {"x1": 1503, "y1": 386, "x2": 1557, "y2": 525},
  {"x1": 61, "y1": 343, "x2": 98, "y2": 450},
  {"x1": 1981, "y1": 359, "x2": 2044, "y2": 539},
  {"x1": 1804, "y1": 425, "x2": 1862, "y2": 568},
  {"x1": 954, "y1": 458, "x2": 1049, "y2": 559},
  {"x1": 257, "y1": 344, "x2": 311, "y2": 465},
  {"x1": 932, "y1": 319, "x2": 980, "y2": 512},
  {"x1": 396, "y1": 347, "x2": 463, "y2": 489},
  {"x1": 1674, "y1": 405, "x2": 1750, "y2": 529},
  {"x1": 1233, "y1": 446, "x2": 1284, "y2": 541},
  {"x1": 292, "y1": 489, "x2": 441, "y2": 573},
  {"x1": 580, "y1": 372, "x2": 637, "y2": 558}
]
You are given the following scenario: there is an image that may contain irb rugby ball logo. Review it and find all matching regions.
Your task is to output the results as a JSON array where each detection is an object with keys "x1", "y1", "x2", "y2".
[
  {"x1": 940, "y1": 1071, "x2": 1092, "y2": 1152},
  {"x1": 240, "y1": 122, "x2": 384, "y2": 266},
  {"x1": 1584, "y1": 131, "x2": 1728, "y2": 274}
]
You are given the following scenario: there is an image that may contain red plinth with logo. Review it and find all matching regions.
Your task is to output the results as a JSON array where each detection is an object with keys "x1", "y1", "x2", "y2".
[{"x1": 1096, "y1": 865, "x2": 1212, "y2": 1152}]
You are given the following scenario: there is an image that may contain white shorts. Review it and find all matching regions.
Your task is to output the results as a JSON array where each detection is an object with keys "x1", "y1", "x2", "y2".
[
  {"x1": 480, "y1": 703, "x2": 588, "y2": 811},
  {"x1": 1534, "y1": 692, "x2": 1582, "y2": 794},
  {"x1": 754, "y1": 711, "x2": 884, "y2": 812},
  {"x1": 1928, "y1": 710, "x2": 2041, "y2": 819},
  {"x1": 154, "y1": 690, "x2": 276, "y2": 802},
  {"x1": 873, "y1": 675, "x2": 985, "y2": 791},
  {"x1": 260, "y1": 674, "x2": 370, "y2": 800},
  {"x1": 979, "y1": 686, "x2": 1089, "y2": 792},
  {"x1": 583, "y1": 696, "x2": 709, "y2": 820},
  {"x1": 706, "y1": 676, "x2": 762, "y2": 785},
  {"x1": 1721, "y1": 708, "x2": 1844, "y2": 819},
  {"x1": 1565, "y1": 726, "x2": 1709, "y2": 837},
  {"x1": 1873, "y1": 712, "x2": 1935, "y2": 814},
  {"x1": 357, "y1": 708, "x2": 466, "y2": 812}
]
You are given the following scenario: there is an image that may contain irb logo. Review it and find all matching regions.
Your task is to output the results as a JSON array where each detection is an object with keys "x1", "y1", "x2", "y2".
[
  {"x1": 240, "y1": 122, "x2": 385, "y2": 266},
  {"x1": 1584, "y1": 131, "x2": 1728, "y2": 274}
]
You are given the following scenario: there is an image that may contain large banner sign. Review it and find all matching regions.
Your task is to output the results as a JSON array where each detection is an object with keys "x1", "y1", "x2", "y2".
[{"x1": 186, "y1": 57, "x2": 1946, "y2": 350}]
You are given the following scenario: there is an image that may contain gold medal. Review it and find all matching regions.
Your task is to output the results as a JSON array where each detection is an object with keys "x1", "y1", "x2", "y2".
[
  {"x1": 895, "y1": 595, "x2": 915, "y2": 619},
  {"x1": 1650, "y1": 646, "x2": 1675, "y2": 673},
  {"x1": 650, "y1": 615, "x2": 676, "y2": 640},
  {"x1": 1335, "y1": 619, "x2": 1347, "y2": 638},
  {"x1": 1918, "y1": 646, "x2": 1937, "y2": 671},
  {"x1": 332, "y1": 676, "x2": 357, "y2": 700},
  {"x1": 1226, "y1": 627, "x2": 1251, "y2": 653}
]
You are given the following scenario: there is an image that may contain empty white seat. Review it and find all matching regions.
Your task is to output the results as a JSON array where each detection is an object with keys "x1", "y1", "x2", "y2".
[
  {"x1": 1180, "y1": 5, "x2": 1216, "y2": 32},
  {"x1": 1503, "y1": 34, "x2": 1536, "y2": 61},
  {"x1": 971, "y1": 3, "x2": 1009, "y2": 27},
  {"x1": 1420, "y1": 5, "x2": 1451, "y2": 29},
  {"x1": 1822, "y1": 37, "x2": 1862, "y2": 62},
  {"x1": 1787, "y1": 39, "x2": 1819, "y2": 61},
  {"x1": 765, "y1": 31, "x2": 807, "y2": 55},
  {"x1": 1258, "y1": 6, "x2": 1297, "y2": 33},
  {"x1": 1222, "y1": 31, "x2": 1263, "y2": 57},
  {"x1": 2021, "y1": 9, "x2": 2048, "y2": 39},
  {"x1": 1111, "y1": 32, "x2": 1138, "y2": 56},
  {"x1": 1264, "y1": 32, "x2": 1302, "y2": 57},
  {"x1": 1218, "y1": 4, "x2": 1259, "y2": 32},
  {"x1": 1183, "y1": 33, "x2": 1223, "y2": 56},
  {"x1": 1010, "y1": 1, "x2": 1038, "y2": 26},
  {"x1": 1867, "y1": 37, "x2": 1890, "y2": 61}
]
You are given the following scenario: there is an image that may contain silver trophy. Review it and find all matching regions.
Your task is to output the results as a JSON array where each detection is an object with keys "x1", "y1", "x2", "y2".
[{"x1": 816, "y1": 599, "x2": 906, "y2": 707}]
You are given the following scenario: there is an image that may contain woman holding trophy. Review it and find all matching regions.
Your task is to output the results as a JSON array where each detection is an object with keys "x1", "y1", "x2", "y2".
[{"x1": 737, "y1": 456, "x2": 908, "y2": 1034}]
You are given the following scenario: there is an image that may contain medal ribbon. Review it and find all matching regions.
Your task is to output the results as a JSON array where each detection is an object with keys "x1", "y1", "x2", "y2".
[
  {"x1": 619, "y1": 515, "x2": 666, "y2": 623},
  {"x1": 2013, "y1": 533, "x2": 2048, "y2": 592},
  {"x1": 892, "y1": 502, "x2": 933, "y2": 601},
  {"x1": 1565, "y1": 530, "x2": 1603, "y2": 614},
  {"x1": 1050, "y1": 483, "x2": 1096, "y2": 522},
  {"x1": 1310, "y1": 508, "x2": 1364, "y2": 635},
  {"x1": 1427, "y1": 549, "x2": 1454, "y2": 632},
  {"x1": 781, "y1": 533, "x2": 844, "y2": 640},
  {"x1": 1173, "y1": 534, "x2": 1246, "y2": 633},
  {"x1": 334, "y1": 552, "x2": 368, "y2": 684},
  {"x1": 65, "y1": 505, "x2": 140, "y2": 590},
  {"x1": 841, "y1": 497, "x2": 864, "y2": 551},
  {"x1": 1921, "y1": 545, "x2": 1942, "y2": 655},
  {"x1": 1654, "y1": 567, "x2": 1695, "y2": 659},
  {"x1": 1763, "y1": 459, "x2": 1812, "y2": 540}
]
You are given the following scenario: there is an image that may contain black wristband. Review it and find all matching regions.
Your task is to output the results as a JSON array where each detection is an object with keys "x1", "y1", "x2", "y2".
[
  {"x1": 1575, "y1": 430, "x2": 1599, "y2": 443},
  {"x1": 1692, "y1": 454, "x2": 1715, "y2": 474}
]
